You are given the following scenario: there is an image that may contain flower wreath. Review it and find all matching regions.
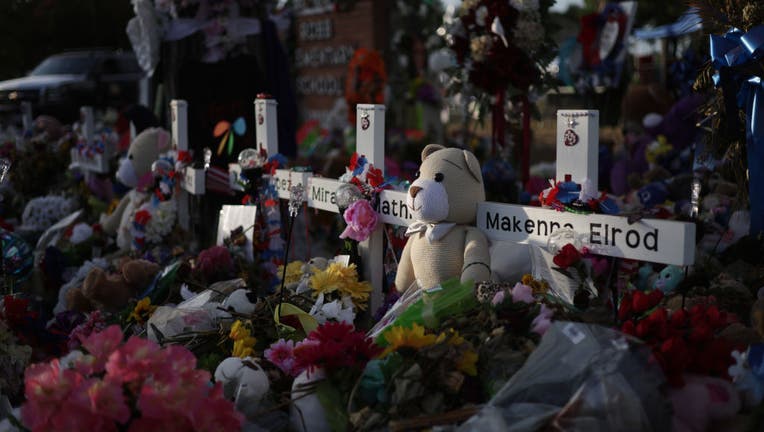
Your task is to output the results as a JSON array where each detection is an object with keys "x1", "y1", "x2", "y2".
[{"x1": 345, "y1": 48, "x2": 387, "y2": 124}]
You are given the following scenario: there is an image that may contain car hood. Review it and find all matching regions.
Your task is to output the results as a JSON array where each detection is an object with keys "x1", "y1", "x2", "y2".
[{"x1": 0, "y1": 75, "x2": 85, "y2": 91}]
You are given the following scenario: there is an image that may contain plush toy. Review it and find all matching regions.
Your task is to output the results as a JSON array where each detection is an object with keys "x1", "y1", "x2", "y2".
[
  {"x1": 654, "y1": 265, "x2": 684, "y2": 294},
  {"x1": 669, "y1": 374, "x2": 741, "y2": 432},
  {"x1": 65, "y1": 259, "x2": 160, "y2": 313},
  {"x1": 100, "y1": 127, "x2": 171, "y2": 251},
  {"x1": 396, "y1": 144, "x2": 490, "y2": 291},
  {"x1": 215, "y1": 356, "x2": 270, "y2": 420}
]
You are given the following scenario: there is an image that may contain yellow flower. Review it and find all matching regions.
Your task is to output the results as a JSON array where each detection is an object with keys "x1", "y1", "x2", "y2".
[
  {"x1": 326, "y1": 262, "x2": 358, "y2": 284},
  {"x1": 232, "y1": 337, "x2": 256, "y2": 358},
  {"x1": 456, "y1": 349, "x2": 478, "y2": 376},
  {"x1": 522, "y1": 274, "x2": 549, "y2": 296},
  {"x1": 310, "y1": 269, "x2": 341, "y2": 296},
  {"x1": 342, "y1": 280, "x2": 372, "y2": 310},
  {"x1": 278, "y1": 261, "x2": 305, "y2": 286},
  {"x1": 381, "y1": 323, "x2": 443, "y2": 357},
  {"x1": 229, "y1": 320, "x2": 257, "y2": 358},
  {"x1": 128, "y1": 297, "x2": 156, "y2": 324},
  {"x1": 445, "y1": 330, "x2": 466, "y2": 347}
]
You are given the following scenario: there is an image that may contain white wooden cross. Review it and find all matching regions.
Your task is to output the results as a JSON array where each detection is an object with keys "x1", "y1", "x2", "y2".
[
  {"x1": 172, "y1": 100, "x2": 205, "y2": 232},
  {"x1": 203, "y1": 103, "x2": 697, "y2": 313},
  {"x1": 69, "y1": 106, "x2": 114, "y2": 174}
]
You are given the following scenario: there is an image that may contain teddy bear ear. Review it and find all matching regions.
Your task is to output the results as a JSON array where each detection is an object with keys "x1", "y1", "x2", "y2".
[
  {"x1": 156, "y1": 129, "x2": 171, "y2": 152},
  {"x1": 462, "y1": 150, "x2": 483, "y2": 183},
  {"x1": 421, "y1": 144, "x2": 445, "y2": 161}
]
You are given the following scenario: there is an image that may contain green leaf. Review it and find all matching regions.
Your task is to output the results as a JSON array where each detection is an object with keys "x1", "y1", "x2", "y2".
[{"x1": 316, "y1": 379, "x2": 348, "y2": 432}]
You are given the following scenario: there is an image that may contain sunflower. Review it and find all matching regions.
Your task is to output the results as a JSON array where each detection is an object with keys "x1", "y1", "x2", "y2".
[
  {"x1": 310, "y1": 269, "x2": 341, "y2": 296},
  {"x1": 278, "y1": 260, "x2": 306, "y2": 286},
  {"x1": 381, "y1": 323, "x2": 444, "y2": 357}
]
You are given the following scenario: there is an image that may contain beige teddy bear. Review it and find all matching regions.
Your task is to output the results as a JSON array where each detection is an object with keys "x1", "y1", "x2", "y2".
[
  {"x1": 100, "y1": 127, "x2": 171, "y2": 250},
  {"x1": 395, "y1": 144, "x2": 491, "y2": 291}
]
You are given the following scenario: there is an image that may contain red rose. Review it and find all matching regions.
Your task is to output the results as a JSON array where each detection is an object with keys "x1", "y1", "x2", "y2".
[
  {"x1": 553, "y1": 244, "x2": 582, "y2": 269},
  {"x1": 636, "y1": 320, "x2": 651, "y2": 338},
  {"x1": 632, "y1": 291, "x2": 651, "y2": 314},
  {"x1": 134, "y1": 210, "x2": 152, "y2": 226}
]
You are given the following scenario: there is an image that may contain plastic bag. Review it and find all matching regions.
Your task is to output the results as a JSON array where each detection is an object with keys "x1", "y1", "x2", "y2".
[
  {"x1": 459, "y1": 322, "x2": 671, "y2": 432},
  {"x1": 369, "y1": 278, "x2": 477, "y2": 343}
]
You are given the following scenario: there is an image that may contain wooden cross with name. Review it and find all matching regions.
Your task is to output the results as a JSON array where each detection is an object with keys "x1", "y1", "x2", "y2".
[{"x1": 176, "y1": 101, "x2": 697, "y2": 313}]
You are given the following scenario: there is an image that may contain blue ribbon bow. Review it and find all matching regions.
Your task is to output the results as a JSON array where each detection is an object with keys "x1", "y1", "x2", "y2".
[{"x1": 710, "y1": 25, "x2": 764, "y2": 236}]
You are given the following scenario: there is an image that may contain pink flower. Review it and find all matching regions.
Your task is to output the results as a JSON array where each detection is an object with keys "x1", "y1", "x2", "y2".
[
  {"x1": 69, "y1": 378, "x2": 130, "y2": 424},
  {"x1": 339, "y1": 199, "x2": 379, "y2": 242},
  {"x1": 265, "y1": 338, "x2": 297, "y2": 376},
  {"x1": 510, "y1": 282, "x2": 534, "y2": 304},
  {"x1": 105, "y1": 336, "x2": 161, "y2": 384},
  {"x1": 22, "y1": 360, "x2": 84, "y2": 431},
  {"x1": 491, "y1": 290, "x2": 506, "y2": 305},
  {"x1": 81, "y1": 325, "x2": 123, "y2": 373},
  {"x1": 188, "y1": 383, "x2": 244, "y2": 432},
  {"x1": 195, "y1": 246, "x2": 234, "y2": 280},
  {"x1": 531, "y1": 304, "x2": 554, "y2": 336}
]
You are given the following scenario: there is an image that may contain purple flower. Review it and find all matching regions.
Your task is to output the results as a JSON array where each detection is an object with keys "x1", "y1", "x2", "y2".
[{"x1": 510, "y1": 282, "x2": 534, "y2": 304}]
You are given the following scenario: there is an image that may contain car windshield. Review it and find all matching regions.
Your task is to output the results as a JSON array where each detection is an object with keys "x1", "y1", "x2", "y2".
[{"x1": 30, "y1": 55, "x2": 96, "y2": 76}]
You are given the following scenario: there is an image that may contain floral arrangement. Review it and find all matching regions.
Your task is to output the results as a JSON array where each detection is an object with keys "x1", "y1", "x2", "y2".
[
  {"x1": 618, "y1": 294, "x2": 740, "y2": 387},
  {"x1": 539, "y1": 179, "x2": 619, "y2": 215},
  {"x1": 20, "y1": 325, "x2": 243, "y2": 431},
  {"x1": 335, "y1": 152, "x2": 387, "y2": 244},
  {"x1": 352, "y1": 323, "x2": 479, "y2": 428},
  {"x1": 345, "y1": 49, "x2": 387, "y2": 124},
  {"x1": 73, "y1": 126, "x2": 118, "y2": 159},
  {"x1": 279, "y1": 258, "x2": 372, "y2": 324},
  {"x1": 193, "y1": 245, "x2": 235, "y2": 283},
  {"x1": 20, "y1": 195, "x2": 77, "y2": 232}
]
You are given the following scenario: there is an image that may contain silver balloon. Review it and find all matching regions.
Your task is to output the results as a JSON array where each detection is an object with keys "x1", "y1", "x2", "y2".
[
  {"x1": 151, "y1": 159, "x2": 173, "y2": 178},
  {"x1": 0, "y1": 158, "x2": 10, "y2": 184},
  {"x1": 237, "y1": 148, "x2": 262, "y2": 169},
  {"x1": 336, "y1": 183, "x2": 363, "y2": 209},
  {"x1": 547, "y1": 227, "x2": 584, "y2": 255}
]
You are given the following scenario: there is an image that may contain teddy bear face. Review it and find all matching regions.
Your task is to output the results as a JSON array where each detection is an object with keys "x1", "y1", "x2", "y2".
[
  {"x1": 116, "y1": 127, "x2": 170, "y2": 188},
  {"x1": 406, "y1": 144, "x2": 485, "y2": 224}
]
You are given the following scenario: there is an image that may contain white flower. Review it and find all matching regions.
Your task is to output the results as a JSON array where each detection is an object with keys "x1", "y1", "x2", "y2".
[
  {"x1": 309, "y1": 293, "x2": 356, "y2": 324},
  {"x1": 69, "y1": 223, "x2": 93, "y2": 245}
]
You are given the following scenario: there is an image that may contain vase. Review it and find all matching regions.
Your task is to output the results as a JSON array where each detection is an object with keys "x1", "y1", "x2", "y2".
[{"x1": 290, "y1": 368, "x2": 330, "y2": 432}]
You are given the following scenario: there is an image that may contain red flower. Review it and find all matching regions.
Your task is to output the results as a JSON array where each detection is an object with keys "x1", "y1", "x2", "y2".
[
  {"x1": 631, "y1": 291, "x2": 651, "y2": 314},
  {"x1": 617, "y1": 293, "x2": 632, "y2": 321},
  {"x1": 366, "y1": 166, "x2": 384, "y2": 188},
  {"x1": 669, "y1": 308, "x2": 688, "y2": 328},
  {"x1": 553, "y1": 244, "x2": 581, "y2": 269},
  {"x1": 134, "y1": 210, "x2": 151, "y2": 226},
  {"x1": 293, "y1": 322, "x2": 381, "y2": 374},
  {"x1": 647, "y1": 290, "x2": 664, "y2": 308},
  {"x1": 621, "y1": 320, "x2": 636, "y2": 336}
]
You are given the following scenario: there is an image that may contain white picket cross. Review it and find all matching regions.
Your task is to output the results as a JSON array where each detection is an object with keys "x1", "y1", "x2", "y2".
[{"x1": 171, "y1": 99, "x2": 205, "y2": 233}]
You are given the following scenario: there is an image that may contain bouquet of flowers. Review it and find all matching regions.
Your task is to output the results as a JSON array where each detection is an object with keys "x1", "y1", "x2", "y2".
[
  {"x1": 19, "y1": 325, "x2": 243, "y2": 431},
  {"x1": 352, "y1": 323, "x2": 480, "y2": 429},
  {"x1": 619, "y1": 294, "x2": 740, "y2": 387}
]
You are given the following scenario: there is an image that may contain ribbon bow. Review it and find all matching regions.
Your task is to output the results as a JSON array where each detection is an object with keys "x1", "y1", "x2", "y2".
[
  {"x1": 710, "y1": 25, "x2": 764, "y2": 235},
  {"x1": 405, "y1": 221, "x2": 456, "y2": 243}
]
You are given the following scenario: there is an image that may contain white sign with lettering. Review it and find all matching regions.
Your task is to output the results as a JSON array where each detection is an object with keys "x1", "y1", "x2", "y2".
[
  {"x1": 378, "y1": 190, "x2": 413, "y2": 226},
  {"x1": 478, "y1": 202, "x2": 695, "y2": 266},
  {"x1": 307, "y1": 176, "x2": 341, "y2": 212}
]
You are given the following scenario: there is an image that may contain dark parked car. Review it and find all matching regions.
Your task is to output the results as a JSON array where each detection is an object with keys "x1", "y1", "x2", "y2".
[{"x1": 0, "y1": 50, "x2": 145, "y2": 122}]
